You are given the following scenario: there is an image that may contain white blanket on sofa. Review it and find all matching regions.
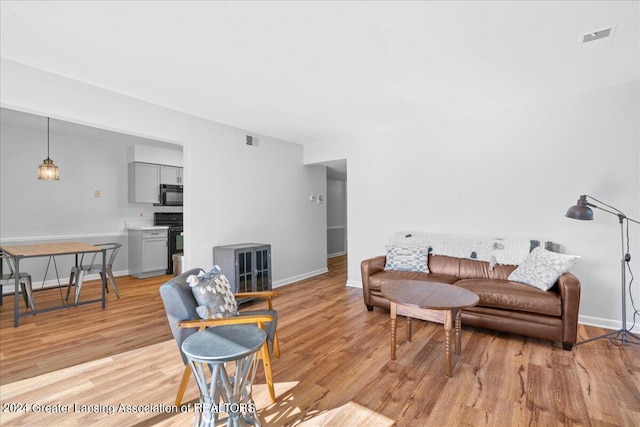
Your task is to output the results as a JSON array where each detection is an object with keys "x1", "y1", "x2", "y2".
[{"x1": 388, "y1": 231, "x2": 560, "y2": 268}]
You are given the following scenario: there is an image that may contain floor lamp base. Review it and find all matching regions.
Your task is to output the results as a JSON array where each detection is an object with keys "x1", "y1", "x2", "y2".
[{"x1": 576, "y1": 328, "x2": 640, "y2": 346}]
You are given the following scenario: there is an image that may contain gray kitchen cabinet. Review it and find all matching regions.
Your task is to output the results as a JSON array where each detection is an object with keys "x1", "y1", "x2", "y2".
[
  {"x1": 160, "y1": 165, "x2": 183, "y2": 185},
  {"x1": 128, "y1": 228, "x2": 168, "y2": 278},
  {"x1": 128, "y1": 162, "x2": 160, "y2": 204},
  {"x1": 213, "y1": 243, "x2": 272, "y2": 304}
]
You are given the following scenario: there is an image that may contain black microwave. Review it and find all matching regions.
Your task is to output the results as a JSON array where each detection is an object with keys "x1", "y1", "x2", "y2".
[{"x1": 157, "y1": 184, "x2": 183, "y2": 206}]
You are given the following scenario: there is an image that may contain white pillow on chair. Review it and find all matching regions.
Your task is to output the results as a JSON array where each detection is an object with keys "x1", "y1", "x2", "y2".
[{"x1": 188, "y1": 266, "x2": 238, "y2": 319}]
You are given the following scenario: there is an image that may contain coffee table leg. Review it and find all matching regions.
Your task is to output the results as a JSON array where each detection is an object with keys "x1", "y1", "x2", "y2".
[
  {"x1": 390, "y1": 302, "x2": 397, "y2": 360},
  {"x1": 444, "y1": 310, "x2": 453, "y2": 377},
  {"x1": 407, "y1": 317, "x2": 412, "y2": 342},
  {"x1": 455, "y1": 309, "x2": 462, "y2": 355}
]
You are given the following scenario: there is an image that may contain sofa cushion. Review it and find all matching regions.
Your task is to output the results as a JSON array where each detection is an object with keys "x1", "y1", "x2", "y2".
[
  {"x1": 384, "y1": 246, "x2": 429, "y2": 273},
  {"x1": 426, "y1": 254, "x2": 461, "y2": 277},
  {"x1": 454, "y1": 278, "x2": 562, "y2": 317},
  {"x1": 458, "y1": 258, "x2": 517, "y2": 281},
  {"x1": 508, "y1": 247, "x2": 580, "y2": 291},
  {"x1": 368, "y1": 270, "x2": 458, "y2": 292}
]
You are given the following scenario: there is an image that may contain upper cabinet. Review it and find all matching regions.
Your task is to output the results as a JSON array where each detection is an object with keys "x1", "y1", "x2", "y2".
[
  {"x1": 160, "y1": 165, "x2": 183, "y2": 185},
  {"x1": 128, "y1": 162, "x2": 184, "y2": 204},
  {"x1": 128, "y1": 162, "x2": 160, "y2": 204}
]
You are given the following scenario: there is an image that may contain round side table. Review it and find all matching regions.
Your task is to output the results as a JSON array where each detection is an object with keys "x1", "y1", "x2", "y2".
[{"x1": 182, "y1": 324, "x2": 266, "y2": 427}]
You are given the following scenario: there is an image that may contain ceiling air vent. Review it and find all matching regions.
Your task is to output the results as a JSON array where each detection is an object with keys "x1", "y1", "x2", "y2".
[
  {"x1": 246, "y1": 135, "x2": 260, "y2": 147},
  {"x1": 579, "y1": 25, "x2": 616, "y2": 51}
]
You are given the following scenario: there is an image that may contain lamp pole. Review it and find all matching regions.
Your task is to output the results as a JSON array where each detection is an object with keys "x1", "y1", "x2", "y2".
[{"x1": 566, "y1": 195, "x2": 640, "y2": 346}]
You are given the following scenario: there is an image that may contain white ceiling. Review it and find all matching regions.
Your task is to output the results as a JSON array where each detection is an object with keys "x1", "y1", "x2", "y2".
[{"x1": 1, "y1": 1, "x2": 638, "y2": 149}]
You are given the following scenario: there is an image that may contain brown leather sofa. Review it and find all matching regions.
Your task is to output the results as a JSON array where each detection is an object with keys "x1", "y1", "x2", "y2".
[{"x1": 361, "y1": 254, "x2": 581, "y2": 350}]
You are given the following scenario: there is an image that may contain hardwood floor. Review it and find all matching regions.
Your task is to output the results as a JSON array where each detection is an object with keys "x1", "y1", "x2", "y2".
[{"x1": 1, "y1": 255, "x2": 639, "y2": 426}]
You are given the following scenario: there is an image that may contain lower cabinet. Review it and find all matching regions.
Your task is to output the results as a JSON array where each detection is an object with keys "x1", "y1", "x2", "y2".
[
  {"x1": 129, "y1": 229, "x2": 168, "y2": 278},
  {"x1": 213, "y1": 243, "x2": 272, "y2": 304}
]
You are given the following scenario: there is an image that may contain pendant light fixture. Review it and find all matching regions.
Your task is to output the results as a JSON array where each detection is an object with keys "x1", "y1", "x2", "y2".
[{"x1": 37, "y1": 117, "x2": 59, "y2": 181}]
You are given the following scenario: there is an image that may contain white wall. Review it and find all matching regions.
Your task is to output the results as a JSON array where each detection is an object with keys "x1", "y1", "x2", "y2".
[
  {"x1": 3, "y1": 55, "x2": 638, "y2": 330},
  {"x1": 306, "y1": 81, "x2": 640, "y2": 331},
  {"x1": 0, "y1": 111, "x2": 181, "y2": 239},
  {"x1": 127, "y1": 145, "x2": 183, "y2": 166},
  {"x1": 0, "y1": 59, "x2": 328, "y2": 286}
]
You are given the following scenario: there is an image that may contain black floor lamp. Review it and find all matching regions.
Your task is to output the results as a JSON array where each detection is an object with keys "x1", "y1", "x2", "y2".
[{"x1": 566, "y1": 195, "x2": 640, "y2": 345}]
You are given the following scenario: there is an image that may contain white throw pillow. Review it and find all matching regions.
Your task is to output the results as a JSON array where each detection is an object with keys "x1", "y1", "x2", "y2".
[
  {"x1": 188, "y1": 266, "x2": 238, "y2": 319},
  {"x1": 384, "y1": 246, "x2": 430, "y2": 273},
  {"x1": 508, "y1": 247, "x2": 580, "y2": 291}
]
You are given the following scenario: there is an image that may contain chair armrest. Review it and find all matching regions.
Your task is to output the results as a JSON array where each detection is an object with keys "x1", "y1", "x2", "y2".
[
  {"x1": 178, "y1": 314, "x2": 275, "y2": 331},
  {"x1": 235, "y1": 291, "x2": 279, "y2": 309},
  {"x1": 234, "y1": 291, "x2": 279, "y2": 299}
]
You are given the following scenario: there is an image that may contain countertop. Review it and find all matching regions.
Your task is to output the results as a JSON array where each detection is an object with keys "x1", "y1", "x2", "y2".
[{"x1": 126, "y1": 225, "x2": 169, "y2": 231}]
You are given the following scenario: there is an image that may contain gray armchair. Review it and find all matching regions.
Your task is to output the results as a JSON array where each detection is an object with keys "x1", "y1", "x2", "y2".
[{"x1": 159, "y1": 268, "x2": 280, "y2": 405}]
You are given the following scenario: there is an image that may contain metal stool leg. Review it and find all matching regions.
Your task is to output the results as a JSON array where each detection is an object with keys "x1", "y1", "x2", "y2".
[
  {"x1": 66, "y1": 269, "x2": 76, "y2": 301},
  {"x1": 106, "y1": 268, "x2": 120, "y2": 298},
  {"x1": 20, "y1": 277, "x2": 36, "y2": 311},
  {"x1": 74, "y1": 270, "x2": 86, "y2": 304}
]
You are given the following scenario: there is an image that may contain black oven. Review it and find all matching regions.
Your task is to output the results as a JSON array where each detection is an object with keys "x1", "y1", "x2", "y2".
[
  {"x1": 154, "y1": 212, "x2": 183, "y2": 274},
  {"x1": 157, "y1": 184, "x2": 183, "y2": 206}
]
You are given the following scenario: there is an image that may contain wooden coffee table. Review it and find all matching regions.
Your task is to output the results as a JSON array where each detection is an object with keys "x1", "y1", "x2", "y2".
[{"x1": 381, "y1": 280, "x2": 479, "y2": 377}]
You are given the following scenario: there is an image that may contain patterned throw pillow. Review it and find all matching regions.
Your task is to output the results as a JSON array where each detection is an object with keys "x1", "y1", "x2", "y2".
[
  {"x1": 508, "y1": 247, "x2": 580, "y2": 291},
  {"x1": 188, "y1": 266, "x2": 238, "y2": 319},
  {"x1": 384, "y1": 246, "x2": 430, "y2": 273}
]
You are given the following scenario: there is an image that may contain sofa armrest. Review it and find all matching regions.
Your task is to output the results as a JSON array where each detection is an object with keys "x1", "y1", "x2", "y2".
[
  {"x1": 557, "y1": 271, "x2": 581, "y2": 347},
  {"x1": 361, "y1": 255, "x2": 386, "y2": 307}
]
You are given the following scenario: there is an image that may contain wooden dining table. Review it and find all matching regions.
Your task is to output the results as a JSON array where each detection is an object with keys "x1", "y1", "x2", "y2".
[{"x1": 0, "y1": 242, "x2": 107, "y2": 327}]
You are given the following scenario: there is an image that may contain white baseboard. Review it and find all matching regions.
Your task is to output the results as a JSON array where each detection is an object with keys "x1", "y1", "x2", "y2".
[
  {"x1": 346, "y1": 279, "x2": 362, "y2": 288},
  {"x1": 272, "y1": 268, "x2": 329, "y2": 288},
  {"x1": 578, "y1": 314, "x2": 640, "y2": 333},
  {"x1": 328, "y1": 251, "x2": 346, "y2": 259}
]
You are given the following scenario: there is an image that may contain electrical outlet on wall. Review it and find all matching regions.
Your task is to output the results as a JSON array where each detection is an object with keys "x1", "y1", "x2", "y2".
[{"x1": 94, "y1": 190, "x2": 102, "y2": 198}]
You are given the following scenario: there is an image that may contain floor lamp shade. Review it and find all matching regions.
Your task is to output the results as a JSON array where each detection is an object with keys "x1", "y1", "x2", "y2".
[{"x1": 565, "y1": 195, "x2": 593, "y2": 220}]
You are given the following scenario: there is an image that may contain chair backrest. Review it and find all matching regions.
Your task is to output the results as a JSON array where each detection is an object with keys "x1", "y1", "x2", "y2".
[
  {"x1": 81, "y1": 243, "x2": 122, "y2": 270},
  {"x1": 0, "y1": 252, "x2": 16, "y2": 278},
  {"x1": 159, "y1": 267, "x2": 205, "y2": 365},
  {"x1": 99, "y1": 243, "x2": 122, "y2": 267}
]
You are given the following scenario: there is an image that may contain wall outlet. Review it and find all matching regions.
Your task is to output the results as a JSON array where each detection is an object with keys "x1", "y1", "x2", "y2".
[{"x1": 94, "y1": 190, "x2": 102, "y2": 198}]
